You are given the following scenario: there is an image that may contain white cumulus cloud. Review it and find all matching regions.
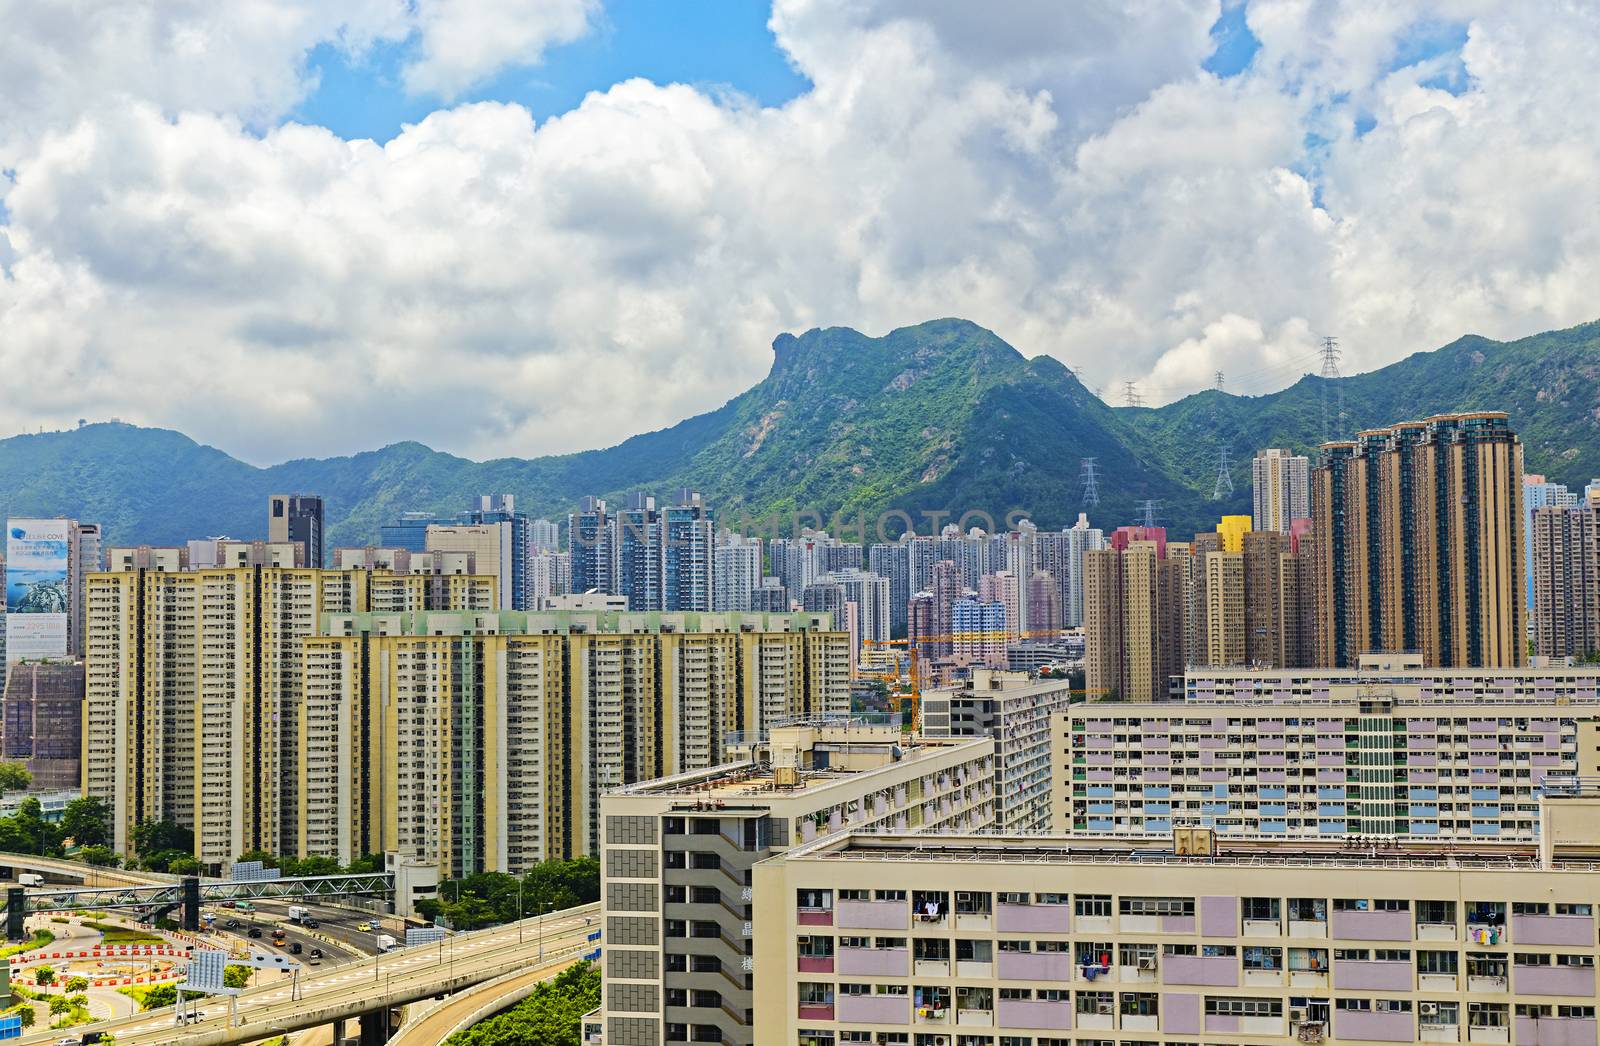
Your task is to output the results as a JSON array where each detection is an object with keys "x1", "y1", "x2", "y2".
[{"x1": 2, "y1": 0, "x2": 1598, "y2": 464}]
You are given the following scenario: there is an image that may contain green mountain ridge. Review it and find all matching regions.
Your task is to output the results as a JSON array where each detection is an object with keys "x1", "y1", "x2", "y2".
[{"x1": 1, "y1": 317, "x2": 1597, "y2": 551}]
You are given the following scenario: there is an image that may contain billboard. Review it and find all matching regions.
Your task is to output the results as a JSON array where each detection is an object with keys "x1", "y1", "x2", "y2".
[{"x1": 5, "y1": 519, "x2": 70, "y2": 664}]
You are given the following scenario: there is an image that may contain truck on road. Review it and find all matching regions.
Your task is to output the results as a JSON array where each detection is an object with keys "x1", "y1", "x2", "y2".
[
  {"x1": 376, "y1": 934, "x2": 398, "y2": 953},
  {"x1": 287, "y1": 905, "x2": 310, "y2": 924},
  {"x1": 17, "y1": 873, "x2": 43, "y2": 887}
]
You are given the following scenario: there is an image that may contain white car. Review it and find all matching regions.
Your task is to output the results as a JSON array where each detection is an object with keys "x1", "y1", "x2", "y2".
[
  {"x1": 174, "y1": 1010, "x2": 209, "y2": 1024},
  {"x1": 55, "y1": 1038, "x2": 79, "y2": 1046}
]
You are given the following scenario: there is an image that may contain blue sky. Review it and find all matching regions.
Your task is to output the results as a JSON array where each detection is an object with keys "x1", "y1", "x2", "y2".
[{"x1": 295, "y1": 0, "x2": 811, "y2": 141}]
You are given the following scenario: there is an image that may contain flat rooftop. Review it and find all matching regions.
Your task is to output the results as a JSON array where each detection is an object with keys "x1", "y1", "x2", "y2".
[
  {"x1": 610, "y1": 731, "x2": 988, "y2": 803},
  {"x1": 780, "y1": 830, "x2": 1600, "y2": 873}
]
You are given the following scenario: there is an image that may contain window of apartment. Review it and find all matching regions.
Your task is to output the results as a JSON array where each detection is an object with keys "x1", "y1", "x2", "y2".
[
  {"x1": 1076, "y1": 992, "x2": 1113, "y2": 1015},
  {"x1": 839, "y1": 936, "x2": 869, "y2": 949},
  {"x1": 797, "y1": 889, "x2": 832, "y2": 910},
  {"x1": 841, "y1": 1033, "x2": 872, "y2": 1044},
  {"x1": 1119, "y1": 896, "x2": 1194, "y2": 916},
  {"x1": 839, "y1": 889, "x2": 870, "y2": 902},
  {"x1": 1075, "y1": 894, "x2": 1112, "y2": 917},
  {"x1": 998, "y1": 892, "x2": 1029, "y2": 905},
  {"x1": 1373, "y1": 949, "x2": 1410, "y2": 963},
  {"x1": 797, "y1": 936, "x2": 834, "y2": 958},
  {"x1": 874, "y1": 984, "x2": 908, "y2": 996},
  {"x1": 1515, "y1": 953, "x2": 1553, "y2": 967},
  {"x1": 1559, "y1": 954, "x2": 1595, "y2": 968},
  {"x1": 1557, "y1": 903, "x2": 1594, "y2": 916},
  {"x1": 1334, "y1": 949, "x2": 1371, "y2": 961},
  {"x1": 798, "y1": 983, "x2": 833, "y2": 1006},
  {"x1": 1288, "y1": 898, "x2": 1327, "y2": 921},
  {"x1": 998, "y1": 940, "x2": 1031, "y2": 953},
  {"x1": 1035, "y1": 940, "x2": 1069, "y2": 954},
  {"x1": 1513, "y1": 902, "x2": 1549, "y2": 916},
  {"x1": 839, "y1": 983, "x2": 872, "y2": 997},
  {"x1": 1418, "y1": 950, "x2": 1458, "y2": 975},
  {"x1": 877, "y1": 889, "x2": 907, "y2": 902},
  {"x1": 1244, "y1": 946, "x2": 1282, "y2": 970},
  {"x1": 1206, "y1": 998, "x2": 1281, "y2": 1017},
  {"x1": 1036, "y1": 892, "x2": 1069, "y2": 906},
  {"x1": 1333, "y1": 898, "x2": 1369, "y2": 912},
  {"x1": 1000, "y1": 989, "x2": 1033, "y2": 1002},
  {"x1": 1559, "y1": 1007, "x2": 1597, "y2": 1019},
  {"x1": 1468, "y1": 1003, "x2": 1509, "y2": 1028},
  {"x1": 876, "y1": 937, "x2": 906, "y2": 950},
  {"x1": 1416, "y1": 900, "x2": 1455, "y2": 924},
  {"x1": 1242, "y1": 897, "x2": 1280, "y2": 921}
]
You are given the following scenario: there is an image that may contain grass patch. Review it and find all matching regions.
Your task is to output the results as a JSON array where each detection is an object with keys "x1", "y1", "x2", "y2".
[
  {"x1": 80, "y1": 919, "x2": 162, "y2": 944},
  {"x1": 0, "y1": 929, "x2": 54, "y2": 962}
]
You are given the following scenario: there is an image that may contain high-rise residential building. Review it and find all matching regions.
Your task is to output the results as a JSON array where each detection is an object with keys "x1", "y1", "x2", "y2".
[
  {"x1": 977, "y1": 570, "x2": 1021, "y2": 642},
  {"x1": 529, "y1": 518, "x2": 561, "y2": 552},
  {"x1": 1025, "y1": 569, "x2": 1061, "y2": 636},
  {"x1": 801, "y1": 580, "x2": 845, "y2": 622},
  {"x1": 1531, "y1": 495, "x2": 1600, "y2": 660},
  {"x1": 822, "y1": 541, "x2": 862, "y2": 574},
  {"x1": 528, "y1": 549, "x2": 570, "y2": 608},
  {"x1": 598, "y1": 723, "x2": 995, "y2": 1046},
  {"x1": 829, "y1": 570, "x2": 891, "y2": 653},
  {"x1": 84, "y1": 560, "x2": 496, "y2": 868},
  {"x1": 1062, "y1": 511, "x2": 1106, "y2": 628},
  {"x1": 267, "y1": 494, "x2": 323, "y2": 567},
  {"x1": 905, "y1": 534, "x2": 938, "y2": 599},
  {"x1": 426, "y1": 522, "x2": 512, "y2": 610},
  {"x1": 661, "y1": 490, "x2": 713, "y2": 612},
  {"x1": 950, "y1": 597, "x2": 1006, "y2": 666},
  {"x1": 569, "y1": 496, "x2": 615, "y2": 595},
  {"x1": 1203, "y1": 548, "x2": 1245, "y2": 668},
  {"x1": 1058, "y1": 653, "x2": 1600, "y2": 840},
  {"x1": 920, "y1": 669, "x2": 1076, "y2": 831},
  {"x1": 713, "y1": 533, "x2": 763, "y2": 612},
  {"x1": 1217, "y1": 513, "x2": 1252, "y2": 553},
  {"x1": 923, "y1": 559, "x2": 965, "y2": 660},
  {"x1": 751, "y1": 806, "x2": 1600, "y2": 1046},
  {"x1": 750, "y1": 576, "x2": 789, "y2": 613},
  {"x1": 867, "y1": 541, "x2": 910, "y2": 637},
  {"x1": 464, "y1": 494, "x2": 538, "y2": 611},
  {"x1": 1085, "y1": 526, "x2": 1185, "y2": 702},
  {"x1": 1252, "y1": 447, "x2": 1310, "y2": 533},
  {"x1": 2, "y1": 660, "x2": 85, "y2": 790},
  {"x1": 616, "y1": 493, "x2": 662, "y2": 611},
  {"x1": 1313, "y1": 412, "x2": 1526, "y2": 668},
  {"x1": 1524, "y1": 473, "x2": 1580, "y2": 606},
  {"x1": 304, "y1": 611, "x2": 851, "y2": 872},
  {"x1": 5, "y1": 517, "x2": 100, "y2": 664}
]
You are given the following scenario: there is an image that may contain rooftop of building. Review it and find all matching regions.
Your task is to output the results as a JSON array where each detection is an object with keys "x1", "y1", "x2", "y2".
[
  {"x1": 609, "y1": 720, "x2": 990, "y2": 804},
  {"x1": 778, "y1": 821, "x2": 1600, "y2": 873},
  {"x1": 317, "y1": 608, "x2": 843, "y2": 637}
]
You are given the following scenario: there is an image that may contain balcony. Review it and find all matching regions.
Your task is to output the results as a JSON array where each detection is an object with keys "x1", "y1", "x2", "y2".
[
  {"x1": 1335, "y1": 960, "x2": 1414, "y2": 991},
  {"x1": 1514, "y1": 965, "x2": 1597, "y2": 997},
  {"x1": 797, "y1": 1003, "x2": 834, "y2": 1021},
  {"x1": 1466, "y1": 1024, "x2": 1510, "y2": 1044},
  {"x1": 797, "y1": 956, "x2": 833, "y2": 974},
  {"x1": 1512, "y1": 915, "x2": 1594, "y2": 947},
  {"x1": 836, "y1": 900, "x2": 907, "y2": 930},
  {"x1": 796, "y1": 907, "x2": 832, "y2": 927},
  {"x1": 1337, "y1": 1010, "x2": 1415, "y2": 1042},
  {"x1": 955, "y1": 1009, "x2": 993, "y2": 1027},
  {"x1": 997, "y1": 998, "x2": 1071, "y2": 1030},
  {"x1": 836, "y1": 995, "x2": 908, "y2": 1025},
  {"x1": 996, "y1": 951, "x2": 1072, "y2": 982},
  {"x1": 1163, "y1": 954, "x2": 1237, "y2": 987},
  {"x1": 998, "y1": 902, "x2": 1070, "y2": 934},
  {"x1": 1514, "y1": 1015, "x2": 1598, "y2": 1046},
  {"x1": 838, "y1": 946, "x2": 907, "y2": 977},
  {"x1": 1418, "y1": 1021, "x2": 1460, "y2": 1044},
  {"x1": 1418, "y1": 921, "x2": 1458, "y2": 942},
  {"x1": 1330, "y1": 910, "x2": 1412, "y2": 941}
]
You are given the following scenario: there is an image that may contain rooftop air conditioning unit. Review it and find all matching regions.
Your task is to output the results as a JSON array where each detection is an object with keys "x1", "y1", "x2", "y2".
[
  {"x1": 1290, "y1": 1009, "x2": 1306, "y2": 1023},
  {"x1": 1137, "y1": 956, "x2": 1157, "y2": 970},
  {"x1": 1420, "y1": 1003, "x2": 1439, "y2": 1016}
]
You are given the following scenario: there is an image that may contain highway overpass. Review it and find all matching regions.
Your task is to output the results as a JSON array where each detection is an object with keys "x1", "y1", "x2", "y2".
[
  {"x1": 14, "y1": 901, "x2": 601, "y2": 1046},
  {"x1": 0, "y1": 851, "x2": 171, "y2": 888}
]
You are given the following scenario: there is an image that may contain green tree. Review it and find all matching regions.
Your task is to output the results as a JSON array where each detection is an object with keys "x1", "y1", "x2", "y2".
[
  {"x1": 234, "y1": 849, "x2": 279, "y2": 869},
  {"x1": 6, "y1": 1004, "x2": 33, "y2": 1028},
  {"x1": 35, "y1": 965, "x2": 54, "y2": 985},
  {"x1": 223, "y1": 965, "x2": 251, "y2": 989},
  {"x1": 66, "y1": 976, "x2": 89, "y2": 992},
  {"x1": 443, "y1": 961, "x2": 599, "y2": 1046},
  {"x1": 168, "y1": 856, "x2": 202, "y2": 876},
  {"x1": 81, "y1": 845, "x2": 121, "y2": 867},
  {"x1": 48, "y1": 995, "x2": 70, "y2": 1016},
  {"x1": 0, "y1": 761, "x2": 31, "y2": 792},
  {"x1": 131, "y1": 819, "x2": 193, "y2": 857},
  {"x1": 137, "y1": 984, "x2": 177, "y2": 1010},
  {"x1": 61, "y1": 795, "x2": 110, "y2": 848}
]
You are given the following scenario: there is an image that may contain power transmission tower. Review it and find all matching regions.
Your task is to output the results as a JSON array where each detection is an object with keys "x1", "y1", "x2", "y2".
[
  {"x1": 1210, "y1": 371, "x2": 1232, "y2": 499},
  {"x1": 1319, "y1": 335, "x2": 1343, "y2": 441},
  {"x1": 1212, "y1": 443, "x2": 1234, "y2": 500},
  {"x1": 1137, "y1": 499, "x2": 1160, "y2": 529},
  {"x1": 1122, "y1": 380, "x2": 1144, "y2": 408},
  {"x1": 1078, "y1": 457, "x2": 1101, "y2": 509}
]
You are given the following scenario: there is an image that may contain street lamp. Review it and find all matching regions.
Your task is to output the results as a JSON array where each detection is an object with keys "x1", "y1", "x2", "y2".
[{"x1": 518, "y1": 878, "x2": 524, "y2": 944}]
